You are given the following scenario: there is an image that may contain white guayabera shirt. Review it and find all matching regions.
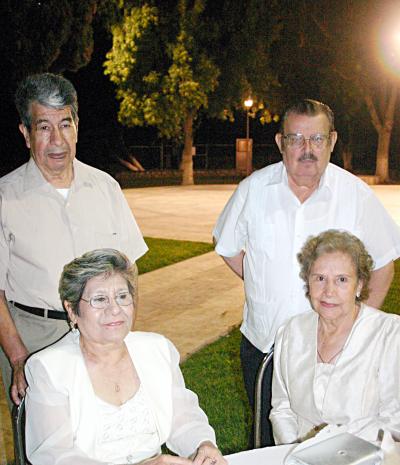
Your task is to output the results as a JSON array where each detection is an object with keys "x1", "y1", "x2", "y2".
[{"x1": 213, "y1": 162, "x2": 400, "y2": 352}]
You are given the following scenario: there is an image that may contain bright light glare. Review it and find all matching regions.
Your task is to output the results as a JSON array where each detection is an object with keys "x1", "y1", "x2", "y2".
[
  {"x1": 244, "y1": 97, "x2": 253, "y2": 108},
  {"x1": 378, "y1": 26, "x2": 400, "y2": 76}
]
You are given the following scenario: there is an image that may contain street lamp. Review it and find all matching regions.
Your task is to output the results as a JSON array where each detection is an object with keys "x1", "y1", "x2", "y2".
[
  {"x1": 244, "y1": 97, "x2": 253, "y2": 139},
  {"x1": 244, "y1": 97, "x2": 253, "y2": 176}
]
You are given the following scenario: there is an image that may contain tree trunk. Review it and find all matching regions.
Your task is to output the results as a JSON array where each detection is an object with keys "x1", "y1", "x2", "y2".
[
  {"x1": 364, "y1": 82, "x2": 398, "y2": 183},
  {"x1": 180, "y1": 111, "x2": 194, "y2": 185},
  {"x1": 341, "y1": 144, "x2": 353, "y2": 172},
  {"x1": 375, "y1": 127, "x2": 392, "y2": 182}
]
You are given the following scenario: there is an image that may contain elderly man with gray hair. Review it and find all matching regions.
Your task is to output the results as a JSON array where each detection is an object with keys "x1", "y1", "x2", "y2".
[
  {"x1": 213, "y1": 98, "x2": 400, "y2": 447},
  {"x1": 0, "y1": 73, "x2": 147, "y2": 406}
]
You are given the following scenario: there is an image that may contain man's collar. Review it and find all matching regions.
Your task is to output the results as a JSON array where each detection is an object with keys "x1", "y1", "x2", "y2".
[
  {"x1": 261, "y1": 161, "x2": 286, "y2": 186},
  {"x1": 281, "y1": 163, "x2": 332, "y2": 202},
  {"x1": 281, "y1": 163, "x2": 332, "y2": 191},
  {"x1": 23, "y1": 158, "x2": 82, "y2": 192},
  {"x1": 23, "y1": 157, "x2": 48, "y2": 192}
]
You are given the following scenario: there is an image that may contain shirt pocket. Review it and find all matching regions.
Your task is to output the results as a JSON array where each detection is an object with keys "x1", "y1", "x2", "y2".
[
  {"x1": 93, "y1": 230, "x2": 120, "y2": 249},
  {"x1": 248, "y1": 222, "x2": 276, "y2": 259}
]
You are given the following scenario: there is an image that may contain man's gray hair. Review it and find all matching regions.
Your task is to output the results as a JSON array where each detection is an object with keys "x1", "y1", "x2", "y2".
[
  {"x1": 15, "y1": 73, "x2": 78, "y2": 130},
  {"x1": 280, "y1": 98, "x2": 335, "y2": 133},
  {"x1": 59, "y1": 249, "x2": 137, "y2": 317}
]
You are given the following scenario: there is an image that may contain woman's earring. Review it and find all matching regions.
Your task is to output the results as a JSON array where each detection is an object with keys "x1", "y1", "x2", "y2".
[
  {"x1": 356, "y1": 290, "x2": 361, "y2": 299},
  {"x1": 69, "y1": 321, "x2": 78, "y2": 333}
]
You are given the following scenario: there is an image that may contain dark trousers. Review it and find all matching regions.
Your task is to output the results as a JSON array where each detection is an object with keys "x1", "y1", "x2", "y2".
[{"x1": 240, "y1": 335, "x2": 275, "y2": 448}]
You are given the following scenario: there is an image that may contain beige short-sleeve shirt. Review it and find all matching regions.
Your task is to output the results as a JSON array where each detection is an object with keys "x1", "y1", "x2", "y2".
[{"x1": 0, "y1": 158, "x2": 147, "y2": 309}]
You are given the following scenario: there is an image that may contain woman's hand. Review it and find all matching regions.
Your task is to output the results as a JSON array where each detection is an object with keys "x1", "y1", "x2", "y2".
[
  {"x1": 136, "y1": 453, "x2": 193, "y2": 465},
  {"x1": 192, "y1": 441, "x2": 227, "y2": 465}
]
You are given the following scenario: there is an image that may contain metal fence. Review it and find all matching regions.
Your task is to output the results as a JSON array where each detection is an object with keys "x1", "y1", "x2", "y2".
[{"x1": 128, "y1": 143, "x2": 281, "y2": 171}]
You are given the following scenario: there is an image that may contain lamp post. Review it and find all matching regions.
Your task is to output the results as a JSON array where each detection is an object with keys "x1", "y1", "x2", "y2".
[{"x1": 244, "y1": 97, "x2": 253, "y2": 176}]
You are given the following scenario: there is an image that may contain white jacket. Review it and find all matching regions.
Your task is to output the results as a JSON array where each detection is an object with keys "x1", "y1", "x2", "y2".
[
  {"x1": 25, "y1": 331, "x2": 216, "y2": 465},
  {"x1": 270, "y1": 305, "x2": 400, "y2": 444}
]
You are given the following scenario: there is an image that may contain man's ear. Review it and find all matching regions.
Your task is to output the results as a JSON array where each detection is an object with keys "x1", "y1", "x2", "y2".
[
  {"x1": 275, "y1": 133, "x2": 283, "y2": 154},
  {"x1": 19, "y1": 124, "x2": 31, "y2": 149},
  {"x1": 74, "y1": 117, "x2": 79, "y2": 142},
  {"x1": 329, "y1": 131, "x2": 338, "y2": 152}
]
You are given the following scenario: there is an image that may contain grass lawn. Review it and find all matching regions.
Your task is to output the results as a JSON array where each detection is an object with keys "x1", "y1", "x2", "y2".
[
  {"x1": 137, "y1": 237, "x2": 213, "y2": 274},
  {"x1": 181, "y1": 259, "x2": 400, "y2": 455}
]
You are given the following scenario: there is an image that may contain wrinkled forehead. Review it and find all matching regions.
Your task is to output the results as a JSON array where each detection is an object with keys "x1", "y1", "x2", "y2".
[
  {"x1": 283, "y1": 112, "x2": 332, "y2": 135},
  {"x1": 28, "y1": 101, "x2": 77, "y2": 128}
]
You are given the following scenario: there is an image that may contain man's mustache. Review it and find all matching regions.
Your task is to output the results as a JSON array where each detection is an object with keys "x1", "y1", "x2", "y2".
[{"x1": 299, "y1": 153, "x2": 318, "y2": 162}]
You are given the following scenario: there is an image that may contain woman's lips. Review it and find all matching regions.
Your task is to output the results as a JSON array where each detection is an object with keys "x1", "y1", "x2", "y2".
[
  {"x1": 320, "y1": 301, "x2": 337, "y2": 308},
  {"x1": 104, "y1": 321, "x2": 124, "y2": 327}
]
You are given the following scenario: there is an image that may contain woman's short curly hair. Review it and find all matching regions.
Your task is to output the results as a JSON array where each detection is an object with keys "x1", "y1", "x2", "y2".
[
  {"x1": 59, "y1": 248, "x2": 137, "y2": 316},
  {"x1": 297, "y1": 229, "x2": 374, "y2": 302}
]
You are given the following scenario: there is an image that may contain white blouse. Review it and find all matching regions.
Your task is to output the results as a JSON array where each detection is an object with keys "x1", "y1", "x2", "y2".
[
  {"x1": 25, "y1": 331, "x2": 216, "y2": 465},
  {"x1": 96, "y1": 385, "x2": 160, "y2": 464},
  {"x1": 314, "y1": 363, "x2": 334, "y2": 414},
  {"x1": 270, "y1": 305, "x2": 400, "y2": 445}
]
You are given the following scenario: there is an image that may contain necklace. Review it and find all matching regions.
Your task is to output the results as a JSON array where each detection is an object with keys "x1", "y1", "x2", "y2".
[
  {"x1": 317, "y1": 346, "x2": 344, "y2": 364},
  {"x1": 113, "y1": 382, "x2": 121, "y2": 393}
]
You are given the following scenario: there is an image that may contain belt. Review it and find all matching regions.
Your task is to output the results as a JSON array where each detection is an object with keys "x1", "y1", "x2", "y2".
[{"x1": 11, "y1": 301, "x2": 68, "y2": 320}]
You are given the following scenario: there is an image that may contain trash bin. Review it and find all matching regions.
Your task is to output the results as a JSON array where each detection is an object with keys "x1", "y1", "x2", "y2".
[{"x1": 236, "y1": 138, "x2": 252, "y2": 175}]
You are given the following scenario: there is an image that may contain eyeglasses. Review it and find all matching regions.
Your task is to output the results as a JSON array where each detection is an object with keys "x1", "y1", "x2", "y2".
[
  {"x1": 80, "y1": 291, "x2": 133, "y2": 310},
  {"x1": 283, "y1": 133, "x2": 331, "y2": 149}
]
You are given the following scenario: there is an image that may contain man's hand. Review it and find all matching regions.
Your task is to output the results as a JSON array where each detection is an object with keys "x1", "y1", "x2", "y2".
[
  {"x1": 0, "y1": 291, "x2": 29, "y2": 404},
  {"x1": 10, "y1": 357, "x2": 28, "y2": 405}
]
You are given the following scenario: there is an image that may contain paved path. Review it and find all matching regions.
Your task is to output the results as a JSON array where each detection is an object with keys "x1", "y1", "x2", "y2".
[
  {"x1": 127, "y1": 185, "x2": 245, "y2": 359},
  {"x1": 2, "y1": 182, "x2": 400, "y2": 464},
  {"x1": 123, "y1": 184, "x2": 235, "y2": 242},
  {"x1": 127, "y1": 183, "x2": 400, "y2": 358}
]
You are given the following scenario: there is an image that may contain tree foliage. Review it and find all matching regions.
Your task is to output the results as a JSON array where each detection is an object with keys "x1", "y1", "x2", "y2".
[
  {"x1": 0, "y1": 0, "x2": 109, "y2": 172},
  {"x1": 1, "y1": 0, "x2": 105, "y2": 81},
  {"x1": 273, "y1": 0, "x2": 400, "y2": 180},
  {"x1": 104, "y1": 0, "x2": 280, "y2": 184},
  {"x1": 105, "y1": 2, "x2": 219, "y2": 139}
]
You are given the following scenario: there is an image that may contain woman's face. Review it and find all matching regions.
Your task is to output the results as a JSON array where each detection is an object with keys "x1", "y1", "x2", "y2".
[
  {"x1": 66, "y1": 272, "x2": 134, "y2": 346},
  {"x1": 308, "y1": 251, "x2": 363, "y2": 324}
]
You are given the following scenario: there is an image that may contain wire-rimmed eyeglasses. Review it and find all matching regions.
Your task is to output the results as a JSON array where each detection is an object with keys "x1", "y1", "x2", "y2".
[
  {"x1": 283, "y1": 133, "x2": 331, "y2": 149},
  {"x1": 80, "y1": 291, "x2": 133, "y2": 310}
]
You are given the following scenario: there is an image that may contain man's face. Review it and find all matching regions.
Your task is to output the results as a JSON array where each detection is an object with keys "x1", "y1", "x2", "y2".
[
  {"x1": 19, "y1": 102, "x2": 78, "y2": 179},
  {"x1": 275, "y1": 113, "x2": 337, "y2": 187}
]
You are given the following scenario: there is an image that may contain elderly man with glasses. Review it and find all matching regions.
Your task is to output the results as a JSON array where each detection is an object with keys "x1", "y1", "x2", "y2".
[
  {"x1": 213, "y1": 98, "x2": 400, "y2": 448},
  {"x1": 0, "y1": 73, "x2": 147, "y2": 407}
]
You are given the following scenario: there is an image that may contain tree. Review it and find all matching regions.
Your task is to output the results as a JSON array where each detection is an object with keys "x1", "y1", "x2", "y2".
[
  {"x1": 273, "y1": 0, "x2": 400, "y2": 181},
  {"x1": 0, "y1": 0, "x2": 108, "y2": 172},
  {"x1": 104, "y1": 0, "x2": 280, "y2": 185}
]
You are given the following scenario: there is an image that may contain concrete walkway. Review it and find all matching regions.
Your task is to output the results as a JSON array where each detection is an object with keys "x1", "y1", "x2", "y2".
[
  {"x1": 1, "y1": 183, "x2": 400, "y2": 464},
  {"x1": 127, "y1": 185, "x2": 245, "y2": 359},
  {"x1": 126, "y1": 183, "x2": 400, "y2": 358}
]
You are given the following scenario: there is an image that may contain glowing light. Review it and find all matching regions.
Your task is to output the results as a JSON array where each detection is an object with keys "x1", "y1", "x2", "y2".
[
  {"x1": 378, "y1": 24, "x2": 400, "y2": 76},
  {"x1": 244, "y1": 97, "x2": 253, "y2": 108}
]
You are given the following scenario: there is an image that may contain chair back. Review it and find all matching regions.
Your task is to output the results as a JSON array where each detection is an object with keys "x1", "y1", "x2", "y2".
[
  {"x1": 254, "y1": 349, "x2": 274, "y2": 449},
  {"x1": 12, "y1": 397, "x2": 26, "y2": 465}
]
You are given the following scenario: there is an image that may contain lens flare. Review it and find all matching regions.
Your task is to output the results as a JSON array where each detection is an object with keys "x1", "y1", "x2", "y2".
[{"x1": 378, "y1": 27, "x2": 400, "y2": 77}]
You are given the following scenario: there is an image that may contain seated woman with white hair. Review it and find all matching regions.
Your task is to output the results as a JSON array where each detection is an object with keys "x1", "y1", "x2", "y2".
[
  {"x1": 25, "y1": 248, "x2": 226, "y2": 465},
  {"x1": 270, "y1": 229, "x2": 400, "y2": 444}
]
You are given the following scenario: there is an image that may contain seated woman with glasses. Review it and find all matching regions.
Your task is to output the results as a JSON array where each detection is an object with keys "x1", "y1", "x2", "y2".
[
  {"x1": 270, "y1": 230, "x2": 400, "y2": 444},
  {"x1": 24, "y1": 248, "x2": 226, "y2": 465}
]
